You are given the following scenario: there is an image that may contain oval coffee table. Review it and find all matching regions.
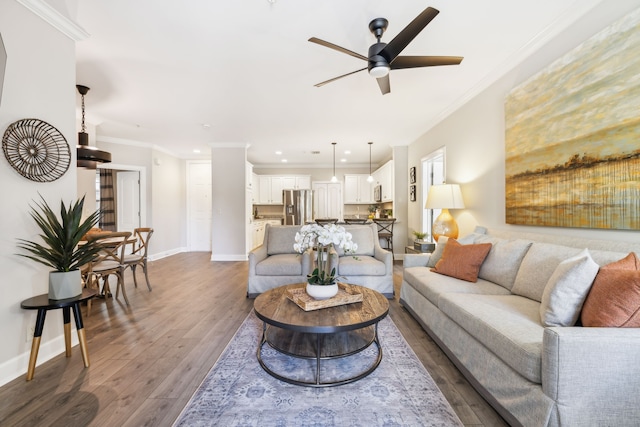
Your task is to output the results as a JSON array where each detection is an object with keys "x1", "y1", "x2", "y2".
[{"x1": 253, "y1": 283, "x2": 389, "y2": 387}]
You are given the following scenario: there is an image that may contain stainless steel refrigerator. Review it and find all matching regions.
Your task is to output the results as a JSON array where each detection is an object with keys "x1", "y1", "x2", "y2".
[{"x1": 283, "y1": 190, "x2": 313, "y2": 225}]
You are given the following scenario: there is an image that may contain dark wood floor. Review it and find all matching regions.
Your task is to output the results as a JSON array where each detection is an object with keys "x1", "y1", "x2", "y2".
[{"x1": 0, "y1": 253, "x2": 507, "y2": 427}]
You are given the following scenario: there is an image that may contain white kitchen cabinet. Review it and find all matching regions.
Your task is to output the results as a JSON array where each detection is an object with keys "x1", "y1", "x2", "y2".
[
  {"x1": 312, "y1": 182, "x2": 342, "y2": 220},
  {"x1": 344, "y1": 174, "x2": 373, "y2": 204},
  {"x1": 258, "y1": 176, "x2": 284, "y2": 204},
  {"x1": 256, "y1": 175, "x2": 310, "y2": 203},
  {"x1": 373, "y1": 161, "x2": 394, "y2": 202},
  {"x1": 282, "y1": 175, "x2": 311, "y2": 190}
]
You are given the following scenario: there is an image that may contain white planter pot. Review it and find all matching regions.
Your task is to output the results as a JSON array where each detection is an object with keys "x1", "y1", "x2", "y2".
[
  {"x1": 49, "y1": 270, "x2": 82, "y2": 300},
  {"x1": 306, "y1": 282, "x2": 339, "y2": 300}
]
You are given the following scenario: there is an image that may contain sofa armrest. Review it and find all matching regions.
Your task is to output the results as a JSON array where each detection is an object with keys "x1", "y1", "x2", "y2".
[
  {"x1": 374, "y1": 246, "x2": 393, "y2": 271},
  {"x1": 248, "y1": 245, "x2": 268, "y2": 276},
  {"x1": 403, "y1": 253, "x2": 431, "y2": 268},
  {"x1": 542, "y1": 327, "x2": 640, "y2": 409}
]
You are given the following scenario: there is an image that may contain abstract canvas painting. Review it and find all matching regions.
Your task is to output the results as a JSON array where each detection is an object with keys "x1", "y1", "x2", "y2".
[{"x1": 505, "y1": 7, "x2": 640, "y2": 230}]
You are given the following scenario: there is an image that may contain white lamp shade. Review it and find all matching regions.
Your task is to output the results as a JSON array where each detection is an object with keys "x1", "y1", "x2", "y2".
[{"x1": 425, "y1": 184, "x2": 465, "y2": 209}]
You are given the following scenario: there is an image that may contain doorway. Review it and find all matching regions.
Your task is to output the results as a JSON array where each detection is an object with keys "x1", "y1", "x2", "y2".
[
  {"x1": 421, "y1": 148, "x2": 445, "y2": 241},
  {"x1": 97, "y1": 163, "x2": 147, "y2": 232}
]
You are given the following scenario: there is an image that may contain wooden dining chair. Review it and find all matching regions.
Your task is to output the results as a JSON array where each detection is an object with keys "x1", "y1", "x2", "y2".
[
  {"x1": 123, "y1": 227, "x2": 154, "y2": 292},
  {"x1": 85, "y1": 231, "x2": 133, "y2": 305}
]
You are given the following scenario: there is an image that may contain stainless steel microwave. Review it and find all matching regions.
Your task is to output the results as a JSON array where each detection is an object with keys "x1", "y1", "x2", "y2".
[{"x1": 374, "y1": 185, "x2": 382, "y2": 202}]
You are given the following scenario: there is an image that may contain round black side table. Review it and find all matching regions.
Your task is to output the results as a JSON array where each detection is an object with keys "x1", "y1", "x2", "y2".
[{"x1": 20, "y1": 288, "x2": 97, "y2": 381}]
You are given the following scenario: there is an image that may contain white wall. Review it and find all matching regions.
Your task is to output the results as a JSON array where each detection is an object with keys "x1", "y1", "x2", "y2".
[
  {"x1": 408, "y1": 1, "x2": 640, "y2": 244},
  {"x1": 211, "y1": 144, "x2": 248, "y2": 260},
  {"x1": 90, "y1": 139, "x2": 188, "y2": 257},
  {"x1": 151, "y1": 148, "x2": 187, "y2": 256},
  {"x1": 0, "y1": 0, "x2": 79, "y2": 385}
]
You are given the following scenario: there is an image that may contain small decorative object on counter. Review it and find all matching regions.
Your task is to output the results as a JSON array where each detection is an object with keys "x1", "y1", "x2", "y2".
[{"x1": 294, "y1": 223, "x2": 357, "y2": 300}]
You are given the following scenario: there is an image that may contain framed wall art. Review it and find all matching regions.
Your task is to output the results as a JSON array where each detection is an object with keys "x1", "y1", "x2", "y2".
[
  {"x1": 410, "y1": 185, "x2": 416, "y2": 202},
  {"x1": 505, "y1": 8, "x2": 640, "y2": 230},
  {"x1": 409, "y1": 166, "x2": 416, "y2": 184}
]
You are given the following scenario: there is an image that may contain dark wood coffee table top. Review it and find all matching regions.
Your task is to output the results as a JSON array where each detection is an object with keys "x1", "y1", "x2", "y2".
[{"x1": 253, "y1": 283, "x2": 389, "y2": 334}]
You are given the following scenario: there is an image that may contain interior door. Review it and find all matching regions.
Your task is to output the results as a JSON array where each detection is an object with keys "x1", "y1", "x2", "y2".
[
  {"x1": 188, "y1": 162, "x2": 212, "y2": 251},
  {"x1": 117, "y1": 171, "x2": 140, "y2": 232}
]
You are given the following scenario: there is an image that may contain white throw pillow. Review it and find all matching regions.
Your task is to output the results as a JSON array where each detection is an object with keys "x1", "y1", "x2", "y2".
[{"x1": 539, "y1": 249, "x2": 599, "y2": 327}]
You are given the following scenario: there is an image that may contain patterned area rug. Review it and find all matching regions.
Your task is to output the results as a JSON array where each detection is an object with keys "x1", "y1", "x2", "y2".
[{"x1": 174, "y1": 310, "x2": 463, "y2": 427}]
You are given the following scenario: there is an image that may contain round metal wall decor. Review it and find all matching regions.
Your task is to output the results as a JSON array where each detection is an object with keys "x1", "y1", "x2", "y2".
[{"x1": 2, "y1": 118, "x2": 71, "y2": 182}]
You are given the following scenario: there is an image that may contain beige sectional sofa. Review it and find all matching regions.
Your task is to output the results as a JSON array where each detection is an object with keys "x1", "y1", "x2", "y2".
[{"x1": 400, "y1": 227, "x2": 640, "y2": 427}]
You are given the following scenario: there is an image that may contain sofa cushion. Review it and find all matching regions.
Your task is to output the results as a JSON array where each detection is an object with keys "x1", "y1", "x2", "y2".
[
  {"x1": 432, "y1": 239, "x2": 492, "y2": 282},
  {"x1": 582, "y1": 253, "x2": 640, "y2": 327},
  {"x1": 512, "y1": 243, "x2": 583, "y2": 302},
  {"x1": 404, "y1": 268, "x2": 510, "y2": 307},
  {"x1": 476, "y1": 236, "x2": 533, "y2": 291},
  {"x1": 267, "y1": 226, "x2": 301, "y2": 255},
  {"x1": 338, "y1": 255, "x2": 385, "y2": 276},
  {"x1": 344, "y1": 226, "x2": 375, "y2": 256},
  {"x1": 255, "y1": 254, "x2": 302, "y2": 275},
  {"x1": 438, "y1": 293, "x2": 544, "y2": 384},
  {"x1": 539, "y1": 249, "x2": 599, "y2": 327}
]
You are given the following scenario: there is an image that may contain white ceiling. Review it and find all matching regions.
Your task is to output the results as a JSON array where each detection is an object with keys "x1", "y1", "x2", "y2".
[{"x1": 74, "y1": 0, "x2": 601, "y2": 168}]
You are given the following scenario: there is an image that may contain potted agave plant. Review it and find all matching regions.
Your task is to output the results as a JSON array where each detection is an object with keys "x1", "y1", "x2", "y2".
[
  {"x1": 17, "y1": 195, "x2": 103, "y2": 300},
  {"x1": 294, "y1": 223, "x2": 357, "y2": 300}
]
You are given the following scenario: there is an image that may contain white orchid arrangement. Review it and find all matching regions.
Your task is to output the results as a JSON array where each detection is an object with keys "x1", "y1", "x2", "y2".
[{"x1": 294, "y1": 223, "x2": 358, "y2": 286}]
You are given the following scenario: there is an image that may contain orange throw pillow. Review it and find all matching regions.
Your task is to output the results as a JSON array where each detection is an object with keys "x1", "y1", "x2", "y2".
[
  {"x1": 431, "y1": 239, "x2": 492, "y2": 282},
  {"x1": 581, "y1": 253, "x2": 640, "y2": 327}
]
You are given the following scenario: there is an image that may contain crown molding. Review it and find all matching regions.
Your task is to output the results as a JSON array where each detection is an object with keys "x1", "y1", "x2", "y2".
[{"x1": 16, "y1": 0, "x2": 89, "y2": 41}]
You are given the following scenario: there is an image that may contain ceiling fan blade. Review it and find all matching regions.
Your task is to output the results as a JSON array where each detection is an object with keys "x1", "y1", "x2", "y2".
[
  {"x1": 380, "y1": 7, "x2": 439, "y2": 62},
  {"x1": 314, "y1": 67, "x2": 367, "y2": 87},
  {"x1": 391, "y1": 55, "x2": 463, "y2": 69},
  {"x1": 376, "y1": 75, "x2": 390, "y2": 95},
  {"x1": 308, "y1": 37, "x2": 368, "y2": 61}
]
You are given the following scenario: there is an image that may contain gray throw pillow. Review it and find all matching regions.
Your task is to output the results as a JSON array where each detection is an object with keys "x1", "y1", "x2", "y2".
[
  {"x1": 426, "y1": 236, "x2": 449, "y2": 268},
  {"x1": 539, "y1": 249, "x2": 599, "y2": 327}
]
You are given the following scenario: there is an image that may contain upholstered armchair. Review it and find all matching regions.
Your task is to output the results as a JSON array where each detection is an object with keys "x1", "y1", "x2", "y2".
[
  {"x1": 329, "y1": 223, "x2": 394, "y2": 297},
  {"x1": 247, "y1": 224, "x2": 313, "y2": 297}
]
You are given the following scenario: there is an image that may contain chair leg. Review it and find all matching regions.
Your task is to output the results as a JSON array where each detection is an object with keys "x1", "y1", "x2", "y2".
[
  {"x1": 115, "y1": 271, "x2": 130, "y2": 305},
  {"x1": 131, "y1": 265, "x2": 139, "y2": 288},
  {"x1": 142, "y1": 261, "x2": 152, "y2": 291}
]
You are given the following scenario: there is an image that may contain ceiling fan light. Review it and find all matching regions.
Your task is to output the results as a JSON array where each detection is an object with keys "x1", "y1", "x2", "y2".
[
  {"x1": 368, "y1": 65, "x2": 390, "y2": 78},
  {"x1": 367, "y1": 175, "x2": 374, "y2": 183}
]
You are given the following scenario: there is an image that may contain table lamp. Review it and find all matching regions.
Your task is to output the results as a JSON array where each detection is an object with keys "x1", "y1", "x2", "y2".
[{"x1": 425, "y1": 184, "x2": 465, "y2": 241}]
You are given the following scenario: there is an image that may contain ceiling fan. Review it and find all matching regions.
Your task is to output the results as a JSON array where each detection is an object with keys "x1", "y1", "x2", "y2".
[{"x1": 309, "y1": 6, "x2": 463, "y2": 95}]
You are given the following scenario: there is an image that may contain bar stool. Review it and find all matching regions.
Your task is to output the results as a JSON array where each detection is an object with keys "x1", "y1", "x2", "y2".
[{"x1": 373, "y1": 218, "x2": 396, "y2": 256}]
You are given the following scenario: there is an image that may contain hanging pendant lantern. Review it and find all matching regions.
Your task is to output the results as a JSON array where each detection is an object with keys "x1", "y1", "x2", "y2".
[{"x1": 76, "y1": 85, "x2": 111, "y2": 169}]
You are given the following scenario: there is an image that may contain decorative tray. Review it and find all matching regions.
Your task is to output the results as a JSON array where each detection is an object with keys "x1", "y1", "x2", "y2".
[{"x1": 287, "y1": 283, "x2": 363, "y2": 311}]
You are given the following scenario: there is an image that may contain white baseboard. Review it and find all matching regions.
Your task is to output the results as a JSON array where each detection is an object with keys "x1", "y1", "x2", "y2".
[{"x1": 0, "y1": 333, "x2": 77, "y2": 387}]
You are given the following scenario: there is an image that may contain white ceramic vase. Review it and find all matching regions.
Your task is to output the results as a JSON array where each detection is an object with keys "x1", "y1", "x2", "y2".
[
  {"x1": 49, "y1": 270, "x2": 82, "y2": 300},
  {"x1": 306, "y1": 282, "x2": 339, "y2": 300}
]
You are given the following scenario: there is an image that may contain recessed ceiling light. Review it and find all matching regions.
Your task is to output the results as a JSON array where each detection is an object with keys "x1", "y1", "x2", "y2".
[
  {"x1": 202, "y1": 124, "x2": 211, "y2": 129},
  {"x1": 193, "y1": 149, "x2": 201, "y2": 153},
  {"x1": 275, "y1": 151, "x2": 282, "y2": 155},
  {"x1": 340, "y1": 158, "x2": 347, "y2": 162},
  {"x1": 281, "y1": 159, "x2": 287, "y2": 163},
  {"x1": 344, "y1": 150, "x2": 351, "y2": 155}
]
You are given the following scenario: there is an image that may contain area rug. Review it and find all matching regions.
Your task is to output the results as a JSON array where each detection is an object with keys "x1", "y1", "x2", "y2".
[{"x1": 173, "y1": 310, "x2": 463, "y2": 427}]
